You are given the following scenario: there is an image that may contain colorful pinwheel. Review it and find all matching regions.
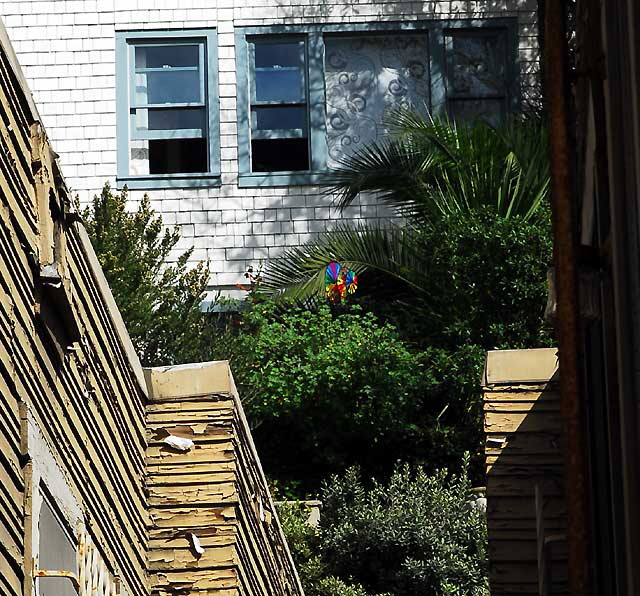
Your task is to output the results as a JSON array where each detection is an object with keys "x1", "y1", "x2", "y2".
[{"x1": 325, "y1": 261, "x2": 358, "y2": 303}]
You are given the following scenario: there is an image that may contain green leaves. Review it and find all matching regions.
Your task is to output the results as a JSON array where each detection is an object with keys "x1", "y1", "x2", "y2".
[
  {"x1": 232, "y1": 304, "x2": 434, "y2": 492},
  {"x1": 263, "y1": 115, "x2": 551, "y2": 310},
  {"x1": 82, "y1": 183, "x2": 213, "y2": 366},
  {"x1": 260, "y1": 223, "x2": 427, "y2": 302},
  {"x1": 326, "y1": 112, "x2": 549, "y2": 224},
  {"x1": 279, "y1": 457, "x2": 488, "y2": 596}
]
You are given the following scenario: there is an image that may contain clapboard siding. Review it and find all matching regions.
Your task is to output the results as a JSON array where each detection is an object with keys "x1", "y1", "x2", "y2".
[
  {"x1": 0, "y1": 22, "x2": 149, "y2": 596},
  {"x1": 145, "y1": 363, "x2": 304, "y2": 596},
  {"x1": 483, "y1": 349, "x2": 568, "y2": 596},
  {"x1": 2, "y1": 20, "x2": 304, "y2": 595}
]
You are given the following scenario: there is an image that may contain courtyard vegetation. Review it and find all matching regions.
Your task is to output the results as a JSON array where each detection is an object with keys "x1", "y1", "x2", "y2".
[{"x1": 83, "y1": 113, "x2": 552, "y2": 595}]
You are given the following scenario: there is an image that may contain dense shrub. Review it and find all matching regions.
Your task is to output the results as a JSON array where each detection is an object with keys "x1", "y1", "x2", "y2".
[
  {"x1": 234, "y1": 211, "x2": 552, "y2": 492},
  {"x1": 354, "y1": 210, "x2": 553, "y2": 352},
  {"x1": 279, "y1": 456, "x2": 488, "y2": 596},
  {"x1": 234, "y1": 304, "x2": 428, "y2": 494},
  {"x1": 413, "y1": 211, "x2": 553, "y2": 350}
]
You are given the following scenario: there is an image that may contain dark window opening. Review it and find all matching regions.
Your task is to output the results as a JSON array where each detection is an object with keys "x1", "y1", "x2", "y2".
[
  {"x1": 149, "y1": 138, "x2": 207, "y2": 174},
  {"x1": 251, "y1": 138, "x2": 309, "y2": 172},
  {"x1": 253, "y1": 106, "x2": 306, "y2": 131}
]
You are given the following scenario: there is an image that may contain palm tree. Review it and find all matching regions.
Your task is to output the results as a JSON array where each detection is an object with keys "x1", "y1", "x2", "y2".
[{"x1": 261, "y1": 112, "x2": 550, "y2": 302}]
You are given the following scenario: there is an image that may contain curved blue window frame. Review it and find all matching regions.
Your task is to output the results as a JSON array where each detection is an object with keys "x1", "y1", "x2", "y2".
[
  {"x1": 235, "y1": 19, "x2": 519, "y2": 188},
  {"x1": 115, "y1": 29, "x2": 221, "y2": 190}
]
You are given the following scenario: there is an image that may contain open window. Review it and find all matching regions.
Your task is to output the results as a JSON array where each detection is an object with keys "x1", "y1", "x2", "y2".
[{"x1": 116, "y1": 29, "x2": 220, "y2": 189}]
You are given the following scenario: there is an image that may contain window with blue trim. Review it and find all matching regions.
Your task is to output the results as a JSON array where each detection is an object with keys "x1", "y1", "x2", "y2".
[
  {"x1": 250, "y1": 39, "x2": 310, "y2": 172},
  {"x1": 445, "y1": 28, "x2": 510, "y2": 126},
  {"x1": 115, "y1": 30, "x2": 220, "y2": 189},
  {"x1": 235, "y1": 21, "x2": 518, "y2": 187}
]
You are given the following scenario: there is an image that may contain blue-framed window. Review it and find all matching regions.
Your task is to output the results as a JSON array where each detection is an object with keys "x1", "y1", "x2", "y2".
[
  {"x1": 235, "y1": 20, "x2": 519, "y2": 188},
  {"x1": 249, "y1": 38, "x2": 311, "y2": 172},
  {"x1": 115, "y1": 29, "x2": 220, "y2": 189}
]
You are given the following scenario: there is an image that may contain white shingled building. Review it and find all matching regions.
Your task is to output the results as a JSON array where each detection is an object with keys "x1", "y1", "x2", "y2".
[{"x1": 1, "y1": 0, "x2": 540, "y2": 299}]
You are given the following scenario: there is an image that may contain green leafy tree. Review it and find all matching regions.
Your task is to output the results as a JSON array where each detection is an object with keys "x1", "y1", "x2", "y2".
[
  {"x1": 279, "y1": 456, "x2": 488, "y2": 596},
  {"x1": 82, "y1": 183, "x2": 215, "y2": 366}
]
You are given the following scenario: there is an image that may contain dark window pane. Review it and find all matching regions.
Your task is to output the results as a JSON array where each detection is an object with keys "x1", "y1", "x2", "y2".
[
  {"x1": 149, "y1": 138, "x2": 208, "y2": 173},
  {"x1": 255, "y1": 69, "x2": 304, "y2": 103},
  {"x1": 446, "y1": 32, "x2": 507, "y2": 98},
  {"x1": 145, "y1": 108, "x2": 206, "y2": 131},
  {"x1": 251, "y1": 138, "x2": 309, "y2": 172},
  {"x1": 254, "y1": 42, "x2": 304, "y2": 69},
  {"x1": 253, "y1": 106, "x2": 306, "y2": 131},
  {"x1": 448, "y1": 98, "x2": 505, "y2": 126},
  {"x1": 135, "y1": 44, "x2": 199, "y2": 68},
  {"x1": 136, "y1": 70, "x2": 201, "y2": 105}
]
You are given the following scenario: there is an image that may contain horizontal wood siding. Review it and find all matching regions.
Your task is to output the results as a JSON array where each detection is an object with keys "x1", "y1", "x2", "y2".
[
  {"x1": 145, "y1": 363, "x2": 304, "y2": 595},
  {"x1": 484, "y1": 350, "x2": 568, "y2": 596},
  {"x1": 146, "y1": 393, "x2": 240, "y2": 596},
  {"x1": 0, "y1": 31, "x2": 148, "y2": 596}
]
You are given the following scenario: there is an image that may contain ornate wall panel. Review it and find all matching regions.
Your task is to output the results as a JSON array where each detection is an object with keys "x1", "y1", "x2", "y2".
[{"x1": 324, "y1": 34, "x2": 430, "y2": 166}]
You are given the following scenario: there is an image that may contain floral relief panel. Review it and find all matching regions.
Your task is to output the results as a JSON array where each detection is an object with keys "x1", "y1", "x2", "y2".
[
  {"x1": 445, "y1": 30, "x2": 508, "y2": 125},
  {"x1": 324, "y1": 34, "x2": 430, "y2": 167}
]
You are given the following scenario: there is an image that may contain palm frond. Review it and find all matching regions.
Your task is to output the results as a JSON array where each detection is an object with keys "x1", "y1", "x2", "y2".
[
  {"x1": 261, "y1": 223, "x2": 428, "y2": 302},
  {"x1": 323, "y1": 110, "x2": 550, "y2": 223},
  {"x1": 323, "y1": 139, "x2": 442, "y2": 219}
]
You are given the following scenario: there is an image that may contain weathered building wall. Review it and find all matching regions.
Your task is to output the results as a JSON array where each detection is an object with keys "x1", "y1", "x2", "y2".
[
  {"x1": 0, "y1": 22, "x2": 149, "y2": 596},
  {"x1": 145, "y1": 361, "x2": 304, "y2": 596},
  {"x1": 1, "y1": 21, "x2": 303, "y2": 595},
  {"x1": 483, "y1": 348, "x2": 568, "y2": 596},
  {"x1": 0, "y1": 0, "x2": 541, "y2": 297}
]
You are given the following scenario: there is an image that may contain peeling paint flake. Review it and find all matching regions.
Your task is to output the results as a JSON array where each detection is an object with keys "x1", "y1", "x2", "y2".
[{"x1": 163, "y1": 434, "x2": 194, "y2": 452}]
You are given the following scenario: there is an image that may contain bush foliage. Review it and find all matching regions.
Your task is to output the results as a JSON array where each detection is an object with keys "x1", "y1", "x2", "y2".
[
  {"x1": 233, "y1": 210, "x2": 552, "y2": 492},
  {"x1": 279, "y1": 456, "x2": 488, "y2": 596},
  {"x1": 233, "y1": 304, "x2": 427, "y2": 494}
]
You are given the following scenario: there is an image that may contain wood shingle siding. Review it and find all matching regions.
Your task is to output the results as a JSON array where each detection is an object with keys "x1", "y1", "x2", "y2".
[
  {"x1": 483, "y1": 348, "x2": 568, "y2": 596},
  {"x1": 145, "y1": 362, "x2": 304, "y2": 596},
  {"x1": 0, "y1": 20, "x2": 148, "y2": 595}
]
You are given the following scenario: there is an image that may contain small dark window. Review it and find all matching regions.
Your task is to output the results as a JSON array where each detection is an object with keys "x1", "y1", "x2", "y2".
[
  {"x1": 149, "y1": 139, "x2": 208, "y2": 174},
  {"x1": 251, "y1": 138, "x2": 309, "y2": 172},
  {"x1": 445, "y1": 29, "x2": 509, "y2": 125}
]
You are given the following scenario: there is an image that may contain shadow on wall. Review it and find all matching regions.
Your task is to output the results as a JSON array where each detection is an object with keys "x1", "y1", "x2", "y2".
[{"x1": 483, "y1": 348, "x2": 568, "y2": 596}]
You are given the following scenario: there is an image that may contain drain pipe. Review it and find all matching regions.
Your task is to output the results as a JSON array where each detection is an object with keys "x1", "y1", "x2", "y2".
[{"x1": 544, "y1": 2, "x2": 591, "y2": 595}]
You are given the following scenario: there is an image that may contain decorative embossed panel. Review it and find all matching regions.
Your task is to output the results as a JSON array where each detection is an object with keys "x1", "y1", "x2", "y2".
[
  {"x1": 324, "y1": 35, "x2": 430, "y2": 166},
  {"x1": 445, "y1": 30, "x2": 508, "y2": 125}
]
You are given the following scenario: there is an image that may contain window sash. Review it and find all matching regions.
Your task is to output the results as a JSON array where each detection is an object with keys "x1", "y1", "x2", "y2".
[
  {"x1": 248, "y1": 38, "x2": 309, "y2": 133},
  {"x1": 116, "y1": 29, "x2": 221, "y2": 187},
  {"x1": 129, "y1": 41, "x2": 206, "y2": 109}
]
